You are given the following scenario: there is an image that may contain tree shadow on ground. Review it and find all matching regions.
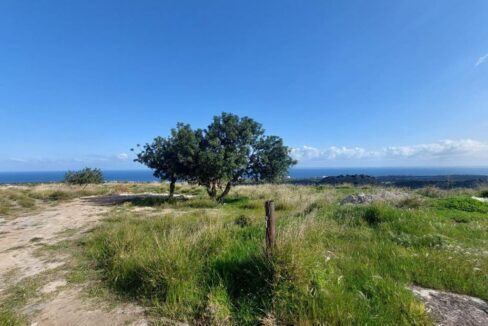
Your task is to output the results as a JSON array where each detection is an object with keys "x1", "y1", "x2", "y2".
[{"x1": 82, "y1": 194, "x2": 188, "y2": 207}]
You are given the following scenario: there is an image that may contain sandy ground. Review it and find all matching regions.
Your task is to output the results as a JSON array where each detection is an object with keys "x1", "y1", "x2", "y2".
[{"x1": 0, "y1": 196, "x2": 148, "y2": 325}]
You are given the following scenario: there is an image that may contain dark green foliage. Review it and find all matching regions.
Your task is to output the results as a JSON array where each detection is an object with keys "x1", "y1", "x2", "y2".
[
  {"x1": 134, "y1": 123, "x2": 198, "y2": 197},
  {"x1": 47, "y1": 190, "x2": 73, "y2": 201},
  {"x1": 249, "y1": 136, "x2": 297, "y2": 183},
  {"x1": 135, "y1": 113, "x2": 296, "y2": 201},
  {"x1": 480, "y1": 190, "x2": 488, "y2": 198},
  {"x1": 439, "y1": 197, "x2": 488, "y2": 213},
  {"x1": 234, "y1": 215, "x2": 251, "y2": 227},
  {"x1": 363, "y1": 205, "x2": 385, "y2": 225},
  {"x1": 193, "y1": 113, "x2": 265, "y2": 201},
  {"x1": 64, "y1": 168, "x2": 103, "y2": 185}
]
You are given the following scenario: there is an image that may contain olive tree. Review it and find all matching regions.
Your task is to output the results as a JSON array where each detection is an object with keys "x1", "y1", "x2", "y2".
[
  {"x1": 134, "y1": 113, "x2": 296, "y2": 202},
  {"x1": 194, "y1": 113, "x2": 296, "y2": 202},
  {"x1": 133, "y1": 123, "x2": 198, "y2": 198},
  {"x1": 249, "y1": 135, "x2": 297, "y2": 183}
]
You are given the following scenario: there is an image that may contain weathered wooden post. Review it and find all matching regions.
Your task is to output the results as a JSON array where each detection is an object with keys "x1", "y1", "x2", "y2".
[{"x1": 265, "y1": 200, "x2": 276, "y2": 255}]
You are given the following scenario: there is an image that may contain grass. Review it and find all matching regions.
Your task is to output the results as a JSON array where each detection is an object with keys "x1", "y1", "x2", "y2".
[
  {"x1": 79, "y1": 184, "x2": 488, "y2": 325},
  {"x1": 1, "y1": 182, "x2": 486, "y2": 324},
  {"x1": 0, "y1": 182, "x2": 175, "y2": 219},
  {"x1": 0, "y1": 275, "x2": 42, "y2": 326},
  {"x1": 438, "y1": 196, "x2": 488, "y2": 213}
]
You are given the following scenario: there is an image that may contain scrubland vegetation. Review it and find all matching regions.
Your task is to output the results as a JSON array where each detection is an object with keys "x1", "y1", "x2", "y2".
[
  {"x1": 0, "y1": 184, "x2": 105, "y2": 219},
  {"x1": 75, "y1": 183, "x2": 487, "y2": 325},
  {"x1": 1, "y1": 182, "x2": 487, "y2": 325},
  {"x1": 0, "y1": 182, "x2": 167, "y2": 219}
]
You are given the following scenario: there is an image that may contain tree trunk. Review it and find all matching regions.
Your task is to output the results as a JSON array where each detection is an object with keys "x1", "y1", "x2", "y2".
[
  {"x1": 217, "y1": 181, "x2": 232, "y2": 203},
  {"x1": 207, "y1": 182, "x2": 217, "y2": 199},
  {"x1": 168, "y1": 176, "x2": 176, "y2": 198}
]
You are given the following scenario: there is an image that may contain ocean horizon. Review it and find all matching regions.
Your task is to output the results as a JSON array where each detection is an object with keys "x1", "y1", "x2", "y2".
[{"x1": 1, "y1": 167, "x2": 488, "y2": 184}]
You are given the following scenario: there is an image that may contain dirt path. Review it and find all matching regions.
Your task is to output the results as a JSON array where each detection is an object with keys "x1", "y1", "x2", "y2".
[{"x1": 0, "y1": 197, "x2": 148, "y2": 325}]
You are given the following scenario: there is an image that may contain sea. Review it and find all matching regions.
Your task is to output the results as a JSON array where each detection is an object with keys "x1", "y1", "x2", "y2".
[{"x1": 1, "y1": 167, "x2": 488, "y2": 184}]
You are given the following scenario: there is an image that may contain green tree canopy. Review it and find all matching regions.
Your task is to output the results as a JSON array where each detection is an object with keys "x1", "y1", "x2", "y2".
[
  {"x1": 134, "y1": 123, "x2": 198, "y2": 197},
  {"x1": 249, "y1": 135, "x2": 297, "y2": 183},
  {"x1": 134, "y1": 113, "x2": 296, "y2": 201}
]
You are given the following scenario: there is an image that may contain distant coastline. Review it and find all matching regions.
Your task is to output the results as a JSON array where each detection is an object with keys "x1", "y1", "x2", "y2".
[{"x1": 1, "y1": 167, "x2": 488, "y2": 184}]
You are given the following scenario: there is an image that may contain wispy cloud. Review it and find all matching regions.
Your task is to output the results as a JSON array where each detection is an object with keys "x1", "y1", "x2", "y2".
[
  {"x1": 292, "y1": 139, "x2": 488, "y2": 166},
  {"x1": 475, "y1": 53, "x2": 488, "y2": 67},
  {"x1": 117, "y1": 153, "x2": 129, "y2": 160},
  {"x1": 292, "y1": 146, "x2": 377, "y2": 161},
  {"x1": 3, "y1": 140, "x2": 488, "y2": 171},
  {"x1": 1, "y1": 153, "x2": 138, "y2": 171}
]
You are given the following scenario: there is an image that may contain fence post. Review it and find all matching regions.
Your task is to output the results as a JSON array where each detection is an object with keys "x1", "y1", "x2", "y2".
[{"x1": 265, "y1": 200, "x2": 276, "y2": 255}]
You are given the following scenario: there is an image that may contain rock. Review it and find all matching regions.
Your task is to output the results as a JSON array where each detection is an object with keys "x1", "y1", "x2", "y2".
[
  {"x1": 340, "y1": 191, "x2": 410, "y2": 205},
  {"x1": 410, "y1": 285, "x2": 488, "y2": 326},
  {"x1": 472, "y1": 196, "x2": 488, "y2": 203}
]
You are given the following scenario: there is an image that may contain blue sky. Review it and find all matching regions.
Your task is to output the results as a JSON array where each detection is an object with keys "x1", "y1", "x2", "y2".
[{"x1": 1, "y1": 0, "x2": 487, "y2": 171}]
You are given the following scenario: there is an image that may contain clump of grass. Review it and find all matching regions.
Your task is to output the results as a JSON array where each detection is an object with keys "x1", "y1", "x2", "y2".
[
  {"x1": 234, "y1": 215, "x2": 251, "y2": 227},
  {"x1": 439, "y1": 197, "x2": 488, "y2": 213},
  {"x1": 199, "y1": 285, "x2": 233, "y2": 325},
  {"x1": 397, "y1": 197, "x2": 423, "y2": 209},
  {"x1": 417, "y1": 187, "x2": 445, "y2": 198},
  {"x1": 362, "y1": 204, "x2": 398, "y2": 226},
  {"x1": 0, "y1": 308, "x2": 24, "y2": 326},
  {"x1": 393, "y1": 233, "x2": 447, "y2": 248},
  {"x1": 186, "y1": 198, "x2": 218, "y2": 208},
  {"x1": 0, "y1": 275, "x2": 42, "y2": 326}
]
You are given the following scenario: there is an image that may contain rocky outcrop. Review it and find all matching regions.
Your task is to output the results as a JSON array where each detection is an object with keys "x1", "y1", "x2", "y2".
[
  {"x1": 340, "y1": 191, "x2": 410, "y2": 205},
  {"x1": 410, "y1": 285, "x2": 488, "y2": 326}
]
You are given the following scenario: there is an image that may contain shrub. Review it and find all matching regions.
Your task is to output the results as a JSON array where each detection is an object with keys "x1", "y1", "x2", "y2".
[
  {"x1": 64, "y1": 168, "x2": 104, "y2": 186},
  {"x1": 479, "y1": 190, "x2": 488, "y2": 198},
  {"x1": 363, "y1": 205, "x2": 383, "y2": 225},
  {"x1": 397, "y1": 197, "x2": 423, "y2": 209},
  {"x1": 234, "y1": 215, "x2": 251, "y2": 227},
  {"x1": 362, "y1": 204, "x2": 397, "y2": 226},
  {"x1": 439, "y1": 197, "x2": 488, "y2": 213},
  {"x1": 47, "y1": 190, "x2": 72, "y2": 201},
  {"x1": 417, "y1": 186, "x2": 444, "y2": 198}
]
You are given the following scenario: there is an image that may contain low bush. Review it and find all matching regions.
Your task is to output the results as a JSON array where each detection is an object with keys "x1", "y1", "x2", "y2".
[
  {"x1": 362, "y1": 204, "x2": 397, "y2": 226},
  {"x1": 47, "y1": 190, "x2": 73, "y2": 201},
  {"x1": 439, "y1": 197, "x2": 488, "y2": 213},
  {"x1": 417, "y1": 186, "x2": 445, "y2": 198},
  {"x1": 64, "y1": 168, "x2": 104, "y2": 186},
  {"x1": 234, "y1": 215, "x2": 251, "y2": 227},
  {"x1": 397, "y1": 197, "x2": 423, "y2": 209}
]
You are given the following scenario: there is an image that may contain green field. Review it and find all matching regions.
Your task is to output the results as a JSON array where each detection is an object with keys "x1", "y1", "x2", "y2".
[{"x1": 79, "y1": 183, "x2": 487, "y2": 325}]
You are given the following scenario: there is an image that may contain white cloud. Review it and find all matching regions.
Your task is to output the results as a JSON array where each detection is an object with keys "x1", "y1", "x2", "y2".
[
  {"x1": 292, "y1": 139, "x2": 488, "y2": 165},
  {"x1": 384, "y1": 139, "x2": 488, "y2": 158},
  {"x1": 117, "y1": 153, "x2": 129, "y2": 160},
  {"x1": 475, "y1": 53, "x2": 488, "y2": 67},
  {"x1": 291, "y1": 146, "x2": 376, "y2": 161}
]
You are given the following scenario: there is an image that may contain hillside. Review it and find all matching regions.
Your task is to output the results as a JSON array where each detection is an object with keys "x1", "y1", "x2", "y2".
[{"x1": 0, "y1": 183, "x2": 487, "y2": 325}]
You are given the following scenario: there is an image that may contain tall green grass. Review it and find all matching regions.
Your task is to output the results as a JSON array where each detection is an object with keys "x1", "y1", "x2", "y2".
[{"x1": 83, "y1": 185, "x2": 488, "y2": 325}]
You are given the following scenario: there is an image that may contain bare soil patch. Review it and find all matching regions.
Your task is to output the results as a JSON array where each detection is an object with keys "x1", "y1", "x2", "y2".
[{"x1": 0, "y1": 196, "x2": 149, "y2": 325}]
